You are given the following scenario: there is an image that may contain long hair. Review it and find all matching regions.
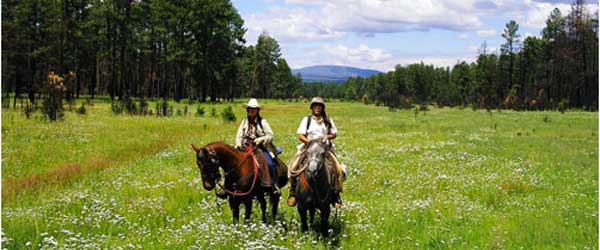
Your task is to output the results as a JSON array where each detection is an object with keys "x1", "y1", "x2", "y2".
[
  {"x1": 247, "y1": 110, "x2": 262, "y2": 128},
  {"x1": 321, "y1": 110, "x2": 331, "y2": 129},
  {"x1": 312, "y1": 104, "x2": 331, "y2": 129}
]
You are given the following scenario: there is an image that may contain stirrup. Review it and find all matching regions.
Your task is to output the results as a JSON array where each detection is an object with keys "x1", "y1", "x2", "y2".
[
  {"x1": 272, "y1": 184, "x2": 280, "y2": 195},
  {"x1": 287, "y1": 196, "x2": 297, "y2": 206},
  {"x1": 334, "y1": 195, "x2": 342, "y2": 209}
]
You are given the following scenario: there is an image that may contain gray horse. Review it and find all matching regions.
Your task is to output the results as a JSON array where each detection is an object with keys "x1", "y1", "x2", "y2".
[{"x1": 294, "y1": 140, "x2": 334, "y2": 236}]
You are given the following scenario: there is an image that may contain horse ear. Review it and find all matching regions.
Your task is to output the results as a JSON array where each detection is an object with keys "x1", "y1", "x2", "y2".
[{"x1": 191, "y1": 144, "x2": 201, "y2": 152}]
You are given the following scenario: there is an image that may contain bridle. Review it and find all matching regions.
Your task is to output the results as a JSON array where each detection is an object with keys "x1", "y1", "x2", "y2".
[
  {"x1": 197, "y1": 145, "x2": 259, "y2": 197},
  {"x1": 197, "y1": 148, "x2": 222, "y2": 183}
]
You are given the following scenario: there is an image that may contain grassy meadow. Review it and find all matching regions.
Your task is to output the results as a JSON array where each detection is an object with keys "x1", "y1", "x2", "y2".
[{"x1": 1, "y1": 99, "x2": 598, "y2": 249}]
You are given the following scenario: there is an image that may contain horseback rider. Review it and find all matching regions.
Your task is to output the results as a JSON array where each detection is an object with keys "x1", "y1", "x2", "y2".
[
  {"x1": 216, "y1": 98, "x2": 281, "y2": 198},
  {"x1": 287, "y1": 97, "x2": 344, "y2": 208}
]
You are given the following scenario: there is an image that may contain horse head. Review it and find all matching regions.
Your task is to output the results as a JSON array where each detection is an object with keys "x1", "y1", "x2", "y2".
[
  {"x1": 305, "y1": 140, "x2": 328, "y2": 179},
  {"x1": 191, "y1": 144, "x2": 221, "y2": 190}
]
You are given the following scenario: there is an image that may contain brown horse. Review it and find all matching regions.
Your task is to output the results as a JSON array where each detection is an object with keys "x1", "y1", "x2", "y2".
[{"x1": 191, "y1": 141, "x2": 285, "y2": 223}]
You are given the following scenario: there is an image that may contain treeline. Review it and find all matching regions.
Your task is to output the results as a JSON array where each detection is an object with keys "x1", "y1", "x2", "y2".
[
  {"x1": 2, "y1": 0, "x2": 597, "y2": 114},
  {"x1": 1, "y1": 0, "x2": 301, "y2": 109},
  {"x1": 337, "y1": 2, "x2": 598, "y2": 111}
]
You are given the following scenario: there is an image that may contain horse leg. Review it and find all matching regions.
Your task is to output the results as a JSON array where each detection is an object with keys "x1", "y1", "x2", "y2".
[
  {"x1": 271, "y1": 192, "x2": 280, "y2": 220},
  {"x1": 229, "y1": 198, "x2": 240, "y2": 224},
  {"x1": 320, "y1": 205, "x2": 330, "y2": 237},
  {"x1": 309, "y1": 208, "x2": 315, "y2": 224},
  {"x1": 299, "y1": 207, "x2": 308, "y2": 232},
  {"x1": 257, "y1": 192, "x2": 267, "y2": 223},
  {"x1": 243, "y1": 198, "x2": 253, "y2": 224}
]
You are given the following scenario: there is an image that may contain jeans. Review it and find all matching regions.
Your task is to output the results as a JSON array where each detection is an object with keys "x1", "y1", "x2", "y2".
[{"x1": 262, "y1": 149, "x2": 277, "y2": 184}]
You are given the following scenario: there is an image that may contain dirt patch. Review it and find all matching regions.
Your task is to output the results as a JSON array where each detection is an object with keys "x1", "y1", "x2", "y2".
[{"x1": 2, "y1": 142, "x2": 170, "y2": 202}]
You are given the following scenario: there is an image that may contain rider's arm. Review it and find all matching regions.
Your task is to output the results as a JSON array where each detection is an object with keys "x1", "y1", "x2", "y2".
[
  {"x1": 259, "y1": 119, "x2": 274, "y2": 143},
  {"x1": 327, "y1": 133, "x2": 336, "y2": 140},
  {"x1": 235, "y1": 119, "x2": 245, "y2": 146},
  {"x1": 327, "y1": 117, "x2": 338, "y2": 141},
  {"x1": 298, "y1": 134, "x2": 310, "y2": 144}
]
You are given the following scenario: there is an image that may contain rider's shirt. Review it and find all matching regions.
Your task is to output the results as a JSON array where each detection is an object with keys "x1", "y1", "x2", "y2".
[
  {"x1": 296, "y1": 116, "x2": 338, "y2": 140},
  {"x1": 235, "y1": 117, "x2": 274, "y2": 146}
]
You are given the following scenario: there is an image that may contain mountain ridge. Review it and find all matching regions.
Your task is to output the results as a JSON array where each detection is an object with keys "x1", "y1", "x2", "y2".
[{"x1": 292, "y1": 65, "x2": 381, "y2": 83}]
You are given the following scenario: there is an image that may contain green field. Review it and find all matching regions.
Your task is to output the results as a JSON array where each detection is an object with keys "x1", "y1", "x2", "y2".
[{"x1": 2, "y1": 100, "x2": 598, "y2": 249}]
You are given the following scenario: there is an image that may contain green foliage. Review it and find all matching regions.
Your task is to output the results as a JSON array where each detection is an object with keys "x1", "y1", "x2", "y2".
[
  {"x1": 221, "y1": 106, "x2": 236, "y2": 122},
  {"x1": 1, "y1": 100, "x2": 598, "y2": 249},
  {"x1": 111, "y1": 101, "x2": 124, "y2": 114},
  {"x1": 196, "y1": 105, "x2": 206, "y2": 117},
  {"x1": 558, "y1": 99, "x2": 569, "y2": 114},
  {"x1": 542, "y1": 115, "x2": 551, "y2": 123},
  {"x1": 210, "y1": 107, "x2": 217, "y2": 117},
  {"x1": 76, "y1": 102, "x2": 86, "y2": 115},
  {"x1": 22, "y1": 100, "x2": 35, "y2": 119},
  {"x1": 361, "y1": 94, "x2": 369, "y2": 105},
  {"x1": 42, "y1": 72, "x2": 66, "y2": 121}
]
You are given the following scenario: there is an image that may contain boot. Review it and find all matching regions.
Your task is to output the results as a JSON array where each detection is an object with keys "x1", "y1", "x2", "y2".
[
  {"x1": 287, "y1": 178, "x2": 297, "y2": 206},
  {"x1": 334, "y1": 192, "x2": 342, "y2": 209},
  {"x1": 216, "y1": 188, "x2": 227, "y2": 199}
]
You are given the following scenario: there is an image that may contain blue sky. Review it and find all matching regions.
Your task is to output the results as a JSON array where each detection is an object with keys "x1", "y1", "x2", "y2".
[{"x1": 232, "y1": 0, "x2": 598, "y2": 72}]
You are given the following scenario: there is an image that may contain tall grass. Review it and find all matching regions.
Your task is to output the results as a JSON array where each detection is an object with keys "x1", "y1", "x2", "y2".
[{"x1": 2, "y1": 99, "x2": 597, "y2": 249}]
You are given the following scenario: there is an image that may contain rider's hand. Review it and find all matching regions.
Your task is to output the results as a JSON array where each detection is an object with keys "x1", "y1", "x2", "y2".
[
  {"x1": 234, "y1": 144, "x2": 242, "y2": 149},
  {"x1": 254, "y1": 137, "x2": 266, "y2": 145},
  {"x1": 318, "y1": 135, "x2": 327, "y2": 142}
]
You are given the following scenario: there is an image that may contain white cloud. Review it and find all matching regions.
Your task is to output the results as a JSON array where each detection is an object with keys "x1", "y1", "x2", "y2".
[
  {"x1": 328, "y1": 44, "x2": 393, "y2": 63},
  {"x1": 243, "y1": 7, "x2": 344, "y2": 45},
  {"x1": 467, "y1": 44, "x2": 481, "y2": 52},
  {"x1": 288, "y1": 44, "x2": 396, "y2": 71},
  {"x1": 477, "y1": 29, "x2": 497, "y2": 38},
  {"x1": 243, "y1": 0, "x2": 492, "y2": 43},
  {"x1": 322, "y1": 0, "x2": 484, "y2": 33},
  {"x1": 288, "y1": 44, "x2": 478, "y2": 71},
  {"x1": 458, "y1": 33, "x2": 470, "y2": 40},
  {"x1": 395, "y1": 55, "x2": 477, "y2": 68},
  {"x1": 521, "y1": 2, "x2": 599, "y2": 29}
]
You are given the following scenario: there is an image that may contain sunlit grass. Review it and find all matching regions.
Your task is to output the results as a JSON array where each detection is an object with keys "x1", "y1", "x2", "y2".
[{"x1": 2, "y1": 100, "x2": 597, "y2": 249}]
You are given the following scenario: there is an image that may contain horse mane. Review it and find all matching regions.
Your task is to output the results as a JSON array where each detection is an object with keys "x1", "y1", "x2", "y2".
[{"x1": 205, "y1": 141, "x2": 239, "y2": 152}]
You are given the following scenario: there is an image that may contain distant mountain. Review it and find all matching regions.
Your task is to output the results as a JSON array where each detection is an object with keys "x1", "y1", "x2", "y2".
[{"x1": 292, "y1": 65, "x2": 381, "y2": 83}]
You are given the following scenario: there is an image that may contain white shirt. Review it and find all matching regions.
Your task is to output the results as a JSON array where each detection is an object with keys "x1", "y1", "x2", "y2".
[
  {"x1": 296, "y1": 116, "x2": 338, "y2": 140},
  {"x1": 235, "y1": 118, "x2": 273, "y2": 146}
]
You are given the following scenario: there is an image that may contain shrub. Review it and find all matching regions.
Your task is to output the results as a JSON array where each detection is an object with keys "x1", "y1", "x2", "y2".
[
  {"x1": 139, "y1": 98, "x2": 149, "y2": 115},
  {"x1": 22, "y1": 100, "x2": 35, "y2": 119},
  {"x1": 558, "y1": 99, "x2": 569, "y2": 114},
  {"x1": 42, "y1": 71, "x2": 66, "y2": 121},
  {"x1": 196, "y1": 105, "x2": 205, "y2": 117},
  {"x1": 361, "y1": 94, "x2": 369, "y2": 105},
  {"x1": 221, "y1": 106, "x2": 236, "y2": 122},
  {"x1": 123, "y1": 97, "x2": 137, "y2": 114},
  {"x1": 210, "y1": 107, "x2": 217, "y2": 117},
  {"x1": 542, "y1": 115, "x2": 551, "y2": 123},
  {"x1": 111, "y1": 100, "x2": 124, "y2": 114},
  {"x1": 77, "y1": 102, "x2": 86, "y2": 115}
]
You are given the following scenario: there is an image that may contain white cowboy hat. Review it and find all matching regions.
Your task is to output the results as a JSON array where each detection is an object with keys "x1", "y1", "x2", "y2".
[
  {"x1": 310, "y1": 97, "x2": 325, "y2": 109},
  {"x1": 244, "y1": 98, "x2": 261, "y2": 109}
]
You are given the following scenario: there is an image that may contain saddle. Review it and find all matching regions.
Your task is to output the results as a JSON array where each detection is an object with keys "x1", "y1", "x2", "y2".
[{"x1": 248, "y1": 143, "x2": 288, "y2": 188}]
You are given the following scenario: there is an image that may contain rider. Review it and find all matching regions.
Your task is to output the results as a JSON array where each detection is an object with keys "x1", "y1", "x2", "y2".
[
  {"x1": 287, "y1": 97, "x2": 344, "y2": 208},
  {"x1": 216, "y1": 98, "x2": 280, "y2": 198}
]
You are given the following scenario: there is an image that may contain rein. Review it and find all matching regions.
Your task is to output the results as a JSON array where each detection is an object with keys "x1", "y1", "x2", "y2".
[{"x1": 217, "y1": 145, "x2": 259, "y2": 197}]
